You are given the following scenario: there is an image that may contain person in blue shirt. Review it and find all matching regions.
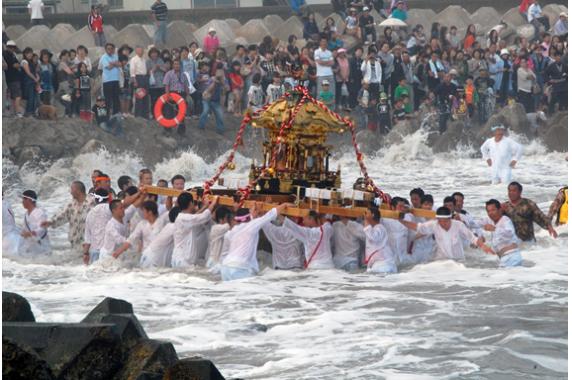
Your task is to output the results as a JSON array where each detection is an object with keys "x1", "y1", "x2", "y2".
[
  {"x1": 98, "y1": 43, "x2": 121, "y2": 115},
  {"x1": 391, "y1": 0, "x2": 408, "y2": 21}
]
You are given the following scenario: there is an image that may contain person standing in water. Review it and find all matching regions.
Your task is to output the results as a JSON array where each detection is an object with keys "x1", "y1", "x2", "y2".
[
  {"x1": 478, "y1": 199, "x2": 522, "y2": 267},
  {"x1": 480, "y1": 124, "x2": 523, "y2": 185},
  {"x1": 19, "y1": 190, "x2": 51, "y2": 257},
  {"x1": 363, "y1": 207, "x2": 397, "y2": 274}
]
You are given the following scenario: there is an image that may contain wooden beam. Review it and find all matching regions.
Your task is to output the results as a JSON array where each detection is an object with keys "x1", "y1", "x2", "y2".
[{"x1": 142, "y1": 186, "x2": 436, "y2": 220}]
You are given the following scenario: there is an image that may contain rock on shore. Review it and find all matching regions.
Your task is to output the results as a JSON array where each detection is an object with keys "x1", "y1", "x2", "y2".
[{"x1": 2, "y1": 292, "x2": 226, "y2": 380}]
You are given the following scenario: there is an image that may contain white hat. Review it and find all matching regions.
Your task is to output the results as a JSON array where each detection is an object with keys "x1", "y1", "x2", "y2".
[
  {"x1": 6, "y1": 40, "x2": 16, "y2": 47},
  {"x1": 449, "y1": 68, "x2": 458, "y2": 75},
  {"x1": 500, "y1": 48, "x2": 509, "y2": 56},
  {"x1": 363, "y1": 6, "x2": 369, "y2": 11},
  {"x1": 208, "y1": 27, "x2": 216, "y2": 33},
  {"x1": 560, "y1": 12, "x2": 567, "y2": 17},
  {"x1": 322, "y1": 79, "x2": 330, "y2": 85},
  {"x1": 491, "y1": 124, "x2": 506, "y2": 131}
]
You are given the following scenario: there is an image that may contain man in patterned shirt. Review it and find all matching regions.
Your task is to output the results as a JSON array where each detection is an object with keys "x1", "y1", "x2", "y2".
[
  {"x1": 42, "y1": 181, "x2": 91, "y2": 252},
  {"x1": 501, "y1": 182, "x2": 558, "y2": 242}
]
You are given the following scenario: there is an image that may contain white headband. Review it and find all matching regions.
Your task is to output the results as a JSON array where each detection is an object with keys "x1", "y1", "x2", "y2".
[
  {"x1": 22, "y1": 195, "x2": 37, "y2": 202},
  {"x1": 435, "y1": 214, "x2": 452, "y2": 219}
]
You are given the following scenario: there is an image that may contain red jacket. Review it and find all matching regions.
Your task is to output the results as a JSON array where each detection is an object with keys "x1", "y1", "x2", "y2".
[{"x1": 88, "y1": 12, "x2": 103, "y2": 33}]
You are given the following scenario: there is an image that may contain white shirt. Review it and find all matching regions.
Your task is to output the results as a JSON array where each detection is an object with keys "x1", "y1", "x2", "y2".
[
  {"x1": 363, "y1": 223, "x2": 395, "y2": 268},
  {"x1": 28, "y1": 0, "x2": 44, "y2": 19},
  {"x1": 206, "y1": 223, "x2": 230, "y2": 270},
  {"x1": 73, "y1": 56, "x2": 92, "y2": 73},
  {"x1": 99, "y1": 217, "x2": 129, "y2": 259},
  {"x1": 263, "y1": 222, "x2": 304, "y2": 269},
  {"x1": 314, "y1": 48, "x2": 334, "y2": 77},
  {"x1": 222, "y1": 208, "x2": 278, "y2": 272},
  {"x1": 128, "y1": 219, "x2": 164, "y2": 252},
  {"x1": 527, "y1": 3, "x2": 542, "y2": 22},
  {"x1": 361, "y1": 60, "x2": 383, "y2": 84},
  {"x1": 480, "y1": 136, "x2": 523, "y2": 182},
  {"x1": 477, "y1": 215, "x2": 520, "y2": 255},
  {"x1": 140, "y1": 223, "x2": 175, "y2": 268},
  {"x1": 416, "y1": 220, "x2": 478, "y2": 261},
  {"x1": 383, "y1": 215, "x2": 414, "y2": 265},
  {"x1": 283, "y1": 218, "x2": 334, "y2": 269},
  {"x1": 332, "y1": 220, "x2": 365, "y2": 268},
  {"x1": 20, "y1": 207, "x2": 50, "y2": 256},
  {"x1": 172, "y1": 209, "x2": 212, "y2": 268},
  {"x1": 84, "y1": 203, "x2": 112, "y2": 251},
  {"x1": 130, "y1": 54, "x2": 148, "y2": 77}
]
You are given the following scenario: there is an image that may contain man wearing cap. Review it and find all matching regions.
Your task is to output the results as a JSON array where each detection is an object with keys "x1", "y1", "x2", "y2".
[
  {"x1": 554, "y1": 12, "x2": 567, "y2": 37},
  {"x1": 19, "y1": 190, "x2": 51, "y2": 257},
  {"x1": 203, "y1": 28, "x2": 220, "y2": 57},
  {"x1": 399, "y1": 207, "x2": 494, "y2": 262},
  {"x1": 359, "y1": 7, "x2": 376, "y2": 44},
  {"x1": 314, "y1": 37, "x2": 336, "y2": 100},
  {"x1": 42, "y1": 181, "x2": 91, "y2": 253},
  {"x1": 3, "y1": 40, "x2": 23, "y2": 117},
  {"x1": 480, "y1": 125, "x2": 523, "y2": 185},
  {"x1": 151, "y1": 0, "x2": 168, "y2": 46}
]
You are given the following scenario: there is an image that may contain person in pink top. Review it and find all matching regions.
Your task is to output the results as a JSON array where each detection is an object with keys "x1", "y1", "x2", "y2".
[{"x1": 203, "y1": 27, "x2": 220, "y2": 57}]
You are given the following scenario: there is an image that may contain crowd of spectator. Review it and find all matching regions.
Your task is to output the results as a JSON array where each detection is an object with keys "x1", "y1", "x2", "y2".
[{"x1": 2, "y1": 0, "x2": 568, "y2": 136}]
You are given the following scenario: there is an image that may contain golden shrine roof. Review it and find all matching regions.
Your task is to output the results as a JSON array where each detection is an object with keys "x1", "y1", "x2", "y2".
[{"x1": 251, "y1": 96, "x2": 348, "y2": 135}]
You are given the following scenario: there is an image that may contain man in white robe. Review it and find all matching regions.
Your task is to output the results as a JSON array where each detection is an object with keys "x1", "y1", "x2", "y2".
[
  {"x1": 408, "y1": 195, "x2": 435, "y2": 264},
  {"x1": 19, "y1": 190, "x2": 51, "y2": 257},
  {"x1": 478, "y1": 199, "x2": 522, "y2": 267},
  {"x1": 382, "y1": 197, "x2": 415, "y2": 267},
  {"x1": 331, "y1": 216, "x2": 365, "y2": 271},
  {"x1": 206, "y1": 206, "x2": 233, "y2": 273},
  {"x1": 221, "y1": 203, "x2": 288, "y2": 281},
  {"x1": 480, "y1": 125, "x2": 523, "y2": 185},
  {"x1": 263, "y1": 217, "x2": 304, "y2": 270},
  {"x1": 400, "y1": 207, "x2": 495, "y2": 262},
  {"x1": 140, "y1": 207, "x2": 180, "y2": 268},
  {"x1": 171, "y1": 193, "x2": 218, "y2": 268},
  {"x1": 283, "y1": 211, "x2": 335, "y2": 270},
  {"x1": 363, "y1": 207, "x2": 397, "y2": 274},
  {"x1": 98, "y1": 200, "x2": 138, "y2": 262}
]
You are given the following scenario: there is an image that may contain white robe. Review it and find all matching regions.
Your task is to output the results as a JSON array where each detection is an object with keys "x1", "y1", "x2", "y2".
[
  {"x1": 3, "y1": 200, "x2": 21, "y2": 256},
  {"x1": 416, "y1": 220, "x2": 479, "y2": 261},
  {"x1": 283, "y1": 219, "x2": 335, "y2": 269},
  {"x1": 172, "y1": 209, "x2": 212, "y2": 268},
  {"x1": 128, "y1": 219, "x2": 164, "y2": 252},
  {"x1": 409, "y1": 217, "x2": 435, "y2": 264},
  {"x1": 480, "y1": 136, "x2": 523, "y2": 184},
  {"x1": 98, "y1": 218, "x2": 129, "y2": 260},
  {"x1": 140, "y1": 223, "x2": 175, "y2": 268},
  {"x1": 263, "y1": 222, "x2": 304, "y2": 269},
  {"x1": 383, "y1": 214, "x2": 414, "y2": 266},
  {"x1": 222, "y1": 208, "x2": 278, "y2": 273},
  {"x1": 205, "y1": 223, "x2": 230, "y2": 272},
  {"x1": 84, "y1": 203, "x2": 112, "y2": 252},
  {"x1": 332, "y1": 220, "x2": 365, "y2": 269},
  {"x1": 19, "y1": 208, "x2": 51, "y2": 256},
  {"x1": 477, "y1": 215, "x2": 520, "y2": 255},
  {"x1": 364, "y1": 223, "x2": 397, "y2": 273}
]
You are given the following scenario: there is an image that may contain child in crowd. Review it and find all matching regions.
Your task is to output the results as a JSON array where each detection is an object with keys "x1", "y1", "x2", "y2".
[
  {"x1": 75, "y1": 62, "x2": 92, "y2": 121},
  {"x1": 248, "y1": 73, "x2": 265, "y2": 113},
  {"x1": 93, "y1": 96, "x2": 122, "y2": 135},
  {"x1": 377, "y1": 92, "x2": 391, "y2": 134},
  {"x1": 318, "y1": 79, "x2": 335, "y2": 110},
  {"x1": 266, "y1": 72, "x2": 284, "y2": 104},
  {"x1": 464, "y1": 76, "x2": 476, "y2": 117},
  {"x1": 119, "y1": 55, "x2": 131, "y2": 117},
  {"x1": 39, "y1": 50, "x2": 55, "y2": 105},
  {"x1": 228, "y1": 61, "x2": 244, "y2": 116},
  {"x1": 393, "y1": 98, "x2": 407, "y2": 123}
]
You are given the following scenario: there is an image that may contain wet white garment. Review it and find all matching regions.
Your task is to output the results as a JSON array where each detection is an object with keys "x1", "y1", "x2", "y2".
[
  {"x1": 140, "y1": 223, "x2": 175, "y2": 268},
  {"x1": 263, "y1": 222, "x2": 304, "y2": 269},
  {"x1": 363, "y1": 223, "x2": 396, "y2": 273},
  {"x1": 171, "y1": 209, "x2": 212, "y2": 268},
  {"x1": 458, "y1": 212, "x2": 483, "y2": 237},
  {"x1": 332, "y1": 220, "x2": 365, "y2": 269},
  {"x1": 205, "y1": 223, "x2": 230, "y2": 271},
  {"x1": 84, "y1": 203, "x2": 112, "y2": 251},
  {"x1": 283, "y1": 219, "x2": 335, "y2": 269},
  {"x1": 99, "y1": 217, "x2": 129, "y2": 260},
  {"x1": 19, "y1": 207, "x2": 51, "y2": 256},
  {"x1": 193, "y1": 221, "x2": 212, "y2": 264},
  {"x1": 128, "y1": 219, "x2": 164, "y2": 252},
  {"x1": 3, "y1": 200, "x2": 21, "y2": 256},
  {"x1": 409, "y1": 217, "x2": 435, "y2": 264},
  {"x1": 416, "y1": 220, "x2": 479, "y2": 261},
  {"x1": 477, "y1": 215, "x2": 520, "y2": 256},
  {"x1": 480, "y1": 136, "x2": 523, "y2": 184},
  {"x1": 382, "y1": 214, "x2": 414, "y2": 266},
  {"x1": 221, "y1": 208, "x2": 278, "y2": 274}
]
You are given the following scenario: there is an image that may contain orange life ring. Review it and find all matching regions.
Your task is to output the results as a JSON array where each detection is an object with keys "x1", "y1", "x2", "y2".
[{"x1": 154, "y1": 92, "x2": 187, "y2": 128}]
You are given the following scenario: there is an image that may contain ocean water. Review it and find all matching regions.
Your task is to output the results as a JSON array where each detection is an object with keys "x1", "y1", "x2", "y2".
[{"x1": 2, "y1": 130, "x2": 568, "y2": 379}]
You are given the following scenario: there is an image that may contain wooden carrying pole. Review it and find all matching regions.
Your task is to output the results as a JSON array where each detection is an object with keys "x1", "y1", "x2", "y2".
[{"x1": 142, "y1": 186, "x2": 436, "y2": 220}]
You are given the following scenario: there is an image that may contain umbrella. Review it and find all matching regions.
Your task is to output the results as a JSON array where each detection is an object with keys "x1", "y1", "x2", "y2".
[{"x1": 379, "y1": 18, "x2": 407, "y2": 27}]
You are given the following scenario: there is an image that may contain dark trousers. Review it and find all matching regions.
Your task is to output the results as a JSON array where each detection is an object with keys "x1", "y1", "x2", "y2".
[
  {"x1": 413, "y1": 86, "x2": 425, "y2": 111},
  {"x1": 149, "y1": 87, "x2": 164, "y2": 117},
  {"x1": 369, "y1": 83, "x2": 380, "y2": 103},
  {"x1": 348, "y1": 80, "x2": 361, "y2": 108},
  {"x1": 549, "y1": 90, "x2": 567, "y2": 114},
  {"x1": 191, "y1": 90, "x2": 202, "y2": 116},
  {"x1": 134, "y1": 74, "x2": 149, "y2": 119},
  {"x1": 103, "y1": 80, "x2": 120, "y2": 115},
  {"x1": 517, "y1": 90, "x2": 534, "y2": 113}
]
